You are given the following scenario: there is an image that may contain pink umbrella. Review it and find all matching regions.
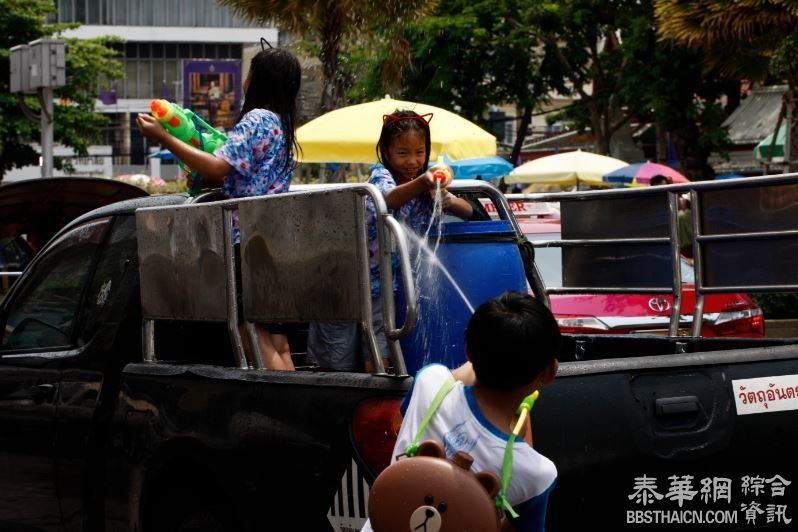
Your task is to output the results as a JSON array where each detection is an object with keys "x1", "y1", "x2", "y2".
[{"x1": 603, "y1": 162, "x2": 689, "y2": 186}]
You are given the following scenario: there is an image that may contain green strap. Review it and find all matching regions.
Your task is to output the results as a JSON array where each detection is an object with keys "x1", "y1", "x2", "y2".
[
  {"x1": 401, "y1": 379, "x2": 539, "y2": 521},
  {"x1": 496, "y1": 391, "x2": 539, "y2": 519},
  {"x1": 497, "y1": 433, "x2": 521, "y2": 518},
  {"x1": 404, "y1": 378, "x2": 457, "y2": 458}
]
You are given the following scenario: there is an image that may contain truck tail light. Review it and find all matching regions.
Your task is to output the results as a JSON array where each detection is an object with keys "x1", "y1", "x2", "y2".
[
  {"x1": 351, "y1": 397, "x2": 402, "y2": 477},
  {"x1": 556, "y1": 315, "x2": 610, "y2": 334},
  {"x1": 711, "y1": 308, "x2": 764, "y2": 336}
]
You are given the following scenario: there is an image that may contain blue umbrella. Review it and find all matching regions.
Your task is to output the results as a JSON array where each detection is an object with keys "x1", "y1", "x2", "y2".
[
  {"x1": 147, "y1": 149, "x2": 176, "y2": 160},
  {"x1": 431, "y1": 154, "x2": 514, "y2": 181},
  {"x1": 715, "y1": 172, "x2": 745, "y2": 180}
]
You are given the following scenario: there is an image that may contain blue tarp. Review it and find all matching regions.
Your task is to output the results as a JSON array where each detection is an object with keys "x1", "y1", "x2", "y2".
[{"x1": 431, "y1": 154, "x2": 514, "y2": 181}]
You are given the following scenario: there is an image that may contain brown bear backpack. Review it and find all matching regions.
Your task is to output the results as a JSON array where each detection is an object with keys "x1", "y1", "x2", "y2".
[{"x1": 368, "y1": 378, "x2": 539, "y2": 532}]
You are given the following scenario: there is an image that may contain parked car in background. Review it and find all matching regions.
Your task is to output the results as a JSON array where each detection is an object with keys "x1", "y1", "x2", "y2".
[
  {"x1": 0, "y1": 234, "x2": 34, "y2": 298},
  {"x1": 0, "y1": 177, "x2": 147, "y2": 299},
  {"x1": 516, "y1": 206, "x2": 765, "y2": 337}
]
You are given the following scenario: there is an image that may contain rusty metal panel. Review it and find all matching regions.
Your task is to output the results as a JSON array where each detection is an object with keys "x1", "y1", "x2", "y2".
[
  {"x1": 239, "y1": 189, "x2": 365, "y2": 322},
  {"x1": 703, "y1": 239, "x2": 798, "y2": 288},
  {"x1": 701, "y1": 183, "x2": 798, "y2": 288},
  {"x1": 561, "y1": 195, "x2": 672, "y2": 288},
  {"x1": 701, "y1": 182, "x2": 798, "y2": 234},
  {"x1": 562, "y1": 244, "x2": 673, "y2": 289},
  {"x1": 561, "y1": 194, "x2": 669, "y2": 239},
  {"x1": 136, "y1": 204, "x2": 227, "y2": 321}
]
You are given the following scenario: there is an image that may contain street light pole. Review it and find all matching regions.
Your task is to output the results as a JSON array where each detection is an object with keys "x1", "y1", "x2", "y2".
[
  {"x1": 9, "y1": 39, "x2": 65, "y2": 178},
  {"x1": 40, "y1": 87, "x2": 54, "y2": 177}
]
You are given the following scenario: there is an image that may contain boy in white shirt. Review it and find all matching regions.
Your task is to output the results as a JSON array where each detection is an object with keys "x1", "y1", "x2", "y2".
[{"x1": 366, "y1": 291, "x2": 561, "y2": 531}]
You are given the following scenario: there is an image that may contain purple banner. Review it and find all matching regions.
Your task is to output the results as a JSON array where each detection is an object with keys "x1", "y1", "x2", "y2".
[{"x1": 182, "y1": 59, "x2": 242, "y2": 131}]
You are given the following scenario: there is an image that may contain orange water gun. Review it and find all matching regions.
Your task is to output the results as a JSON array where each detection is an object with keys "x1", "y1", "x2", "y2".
[{"x1": 431, "y1": 155, "x2": 454, "y2": 189}]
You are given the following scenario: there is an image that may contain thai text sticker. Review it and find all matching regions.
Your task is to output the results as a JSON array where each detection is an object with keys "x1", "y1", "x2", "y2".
[{"x1": 732, "y1": 374, "x2": 798, "y2": 415}]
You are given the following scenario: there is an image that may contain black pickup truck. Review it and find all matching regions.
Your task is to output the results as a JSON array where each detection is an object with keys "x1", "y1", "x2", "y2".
[
  {"x1": 0, "y1": 184, "x2": 422, "y2": 532},
  {"x1": 1, "y1": 176, "x2": 797, "y2": 532}
]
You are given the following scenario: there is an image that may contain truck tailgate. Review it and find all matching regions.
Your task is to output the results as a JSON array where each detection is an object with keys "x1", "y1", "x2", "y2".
[{"x1": 535, "y1": 345, "x2": 798, "y2": 530}]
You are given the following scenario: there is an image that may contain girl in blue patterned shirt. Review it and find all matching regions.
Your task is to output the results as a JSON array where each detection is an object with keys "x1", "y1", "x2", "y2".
[
  {"x1": 136, "y1": 46, "x2": 301, "y2": 371},
  {"x1": 308, "y1": 111, "x2": 473, "y2": 373},
  {"x1": 366, "y1": 111, "x2": 473, "y2": 369}
]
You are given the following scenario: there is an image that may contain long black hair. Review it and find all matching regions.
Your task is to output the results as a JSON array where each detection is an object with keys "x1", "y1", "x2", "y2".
[
  {"x1": 376, "y1": 110, "x2": 432, "y2": 180},
  {"x1": 238, "y1": 47, "x2": 301, "y2": 176}
]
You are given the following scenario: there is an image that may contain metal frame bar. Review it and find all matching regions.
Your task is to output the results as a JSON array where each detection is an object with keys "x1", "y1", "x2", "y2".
[
  {"x1": 689, "y1": 190, "x2": 705, "y2": 337},
  {"x1": 292, "y1": 183, "x2": 418, "y2": 376},
  {"x1": 224, "y1": 207, "x2": 250, "y2": 369},
  {"x1": 447, "y1": 180, "x2": 552, "y2": 307},
  {"x1": 382, "y1": 216, "x2": 413, "y2": 377},
  {"x1": 667, "y1": 192, "x2": 683, "y2": 336}
]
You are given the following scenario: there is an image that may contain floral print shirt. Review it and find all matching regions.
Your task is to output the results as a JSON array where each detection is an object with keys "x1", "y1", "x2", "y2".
[
  {"x1": 366, "y1": 164, "x2": 436, "y2": 297},
  {"x1": 215, "y1": 109, "x2": 292, "y2": 242}
]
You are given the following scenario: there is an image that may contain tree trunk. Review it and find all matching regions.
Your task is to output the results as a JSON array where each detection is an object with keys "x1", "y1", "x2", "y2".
[
  {"x1": 319, "y1": 9, "x2": 347, "y2": 113},
  {"x1": 655, "y1": 121, "x2": 667, "y2": 162},
  {"x1": 587, "y1": 99, "x2": 610, "y2": 155},
  {"x1": 671, "y1": 121, "x2": 714, "y2": 181},
  {"x1": 510, "y1": 103, "x2": 533, "y2": 167}
]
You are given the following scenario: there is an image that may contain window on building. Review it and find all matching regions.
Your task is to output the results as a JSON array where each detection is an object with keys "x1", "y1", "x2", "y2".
[
  {"x1": 119, "y1": 43, "x2": 242, "y2": 99},
  {"x1": 58, "y1": 0, "x2": 255, "y2": 27}
]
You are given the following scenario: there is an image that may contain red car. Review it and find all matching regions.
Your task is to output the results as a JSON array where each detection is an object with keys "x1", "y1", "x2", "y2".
[{"x1": 517, "y1": 209, "x2": 765, "y2": 337}]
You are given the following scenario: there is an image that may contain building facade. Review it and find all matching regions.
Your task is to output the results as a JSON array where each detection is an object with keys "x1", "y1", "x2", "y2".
[{"x1": 57, "y1": 0, "x2": 278, "y2": 176}]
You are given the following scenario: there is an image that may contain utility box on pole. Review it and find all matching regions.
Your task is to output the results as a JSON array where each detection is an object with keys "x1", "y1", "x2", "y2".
[
  {"x1": 28, "y1": 39, "x2": 66, "y2": 91},
  {"x1": 8, "y1": 39, "x2": 66, "y2": 178},
  {"x1": 9, "y1": 45, "x2": 31, "y2": 94}
]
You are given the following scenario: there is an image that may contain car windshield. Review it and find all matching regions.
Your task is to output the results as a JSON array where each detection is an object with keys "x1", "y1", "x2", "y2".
[
  {"x1": 525, "y1": 232, "x2": 696, "y2": 288},
  {"x1": 1, "y1": 236, "x2": 33, "y2": 271},
  {"x1": 524, "y1": 233, "x2": 563, "y2": 287}
]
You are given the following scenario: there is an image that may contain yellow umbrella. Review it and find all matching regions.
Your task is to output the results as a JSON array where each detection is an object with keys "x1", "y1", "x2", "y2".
[
  {"x1": 505, "y1": 149, "x2": 626, "y2": 188},
  {"x1": 296, "y1": 97, "x2": 496, "y2": 163}
]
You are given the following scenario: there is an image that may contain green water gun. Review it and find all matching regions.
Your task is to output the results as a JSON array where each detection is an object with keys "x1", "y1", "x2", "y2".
[{"x1": 150, "y1": 99, "x2": 227, "y2": 195}]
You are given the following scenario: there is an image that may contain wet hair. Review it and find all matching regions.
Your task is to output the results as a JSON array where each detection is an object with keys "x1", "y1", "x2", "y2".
[
  {"x1": 376, "y1": 110, "x2": 431, "y2": 179},
  {"x1": 465, "y1": 291, "x2": 561, "y2": 390},
  {"x1": 238, "y1": 47, "x2": 302, "y2": 176}
]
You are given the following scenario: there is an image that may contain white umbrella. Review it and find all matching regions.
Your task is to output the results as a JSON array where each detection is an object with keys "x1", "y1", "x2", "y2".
[{"x1": 506, "y1": 150, "x2": 627, "y2": 187}]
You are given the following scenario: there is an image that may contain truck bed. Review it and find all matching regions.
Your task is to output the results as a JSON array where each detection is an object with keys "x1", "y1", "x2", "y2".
[{"x1": 537, "y1": 335, "x2": 798, "y2": 530}]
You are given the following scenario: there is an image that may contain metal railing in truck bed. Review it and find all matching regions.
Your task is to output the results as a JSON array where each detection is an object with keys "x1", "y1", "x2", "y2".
[
  {"x1": 509, "y1": 172, "x2": 798, "y2": 337},
  {"x1": 135, "y1": 184, "x2": 417, "y2": 375}
]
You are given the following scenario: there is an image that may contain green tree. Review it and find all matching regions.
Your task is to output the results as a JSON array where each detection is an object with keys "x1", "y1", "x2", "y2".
[
  {"x1": 365, "y1": 0, "x2": 566, "y2": 164},
  {"x1": 218, "y1": 0, "x2": 436, "y2": 113},
  {"x1": 0, "y1": 0, "x2": 122, "y2": 181},
  {"x1": 535, "y1": 0, "x2": 641, "y2": 155},
  {"x1": 615, "y1": 4, "x2": 733, "y2": 180},
  {"x1": 656, "y1": 0, "x2": 798, "y2": 171},
  {"x1": 536, "y1": 0, "x2": 733, "y2": 179}
]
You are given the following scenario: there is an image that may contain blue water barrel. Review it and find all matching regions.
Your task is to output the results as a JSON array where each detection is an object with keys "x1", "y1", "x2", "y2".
[{"x1": 395, "y1": 219, "x2": 528, "y2": 375}]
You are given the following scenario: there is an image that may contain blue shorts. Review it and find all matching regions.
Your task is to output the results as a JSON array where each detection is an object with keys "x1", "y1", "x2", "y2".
[{"x1": 306, "y1": 296, "x2": 390, "y2": 371}]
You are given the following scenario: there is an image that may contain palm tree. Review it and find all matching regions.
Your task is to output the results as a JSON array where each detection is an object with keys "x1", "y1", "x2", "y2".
[
  {"x1": 655, "y1": 0, "x2": 798, "y2": 171},
  {"x1": 219, "y1": 0, "x2": 436, "y2": 113}
]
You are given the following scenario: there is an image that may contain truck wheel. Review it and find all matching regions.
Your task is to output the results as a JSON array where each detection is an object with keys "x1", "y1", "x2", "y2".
[{"x1": 176, "y1": 508, "x2": 235, "y2": 532}]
